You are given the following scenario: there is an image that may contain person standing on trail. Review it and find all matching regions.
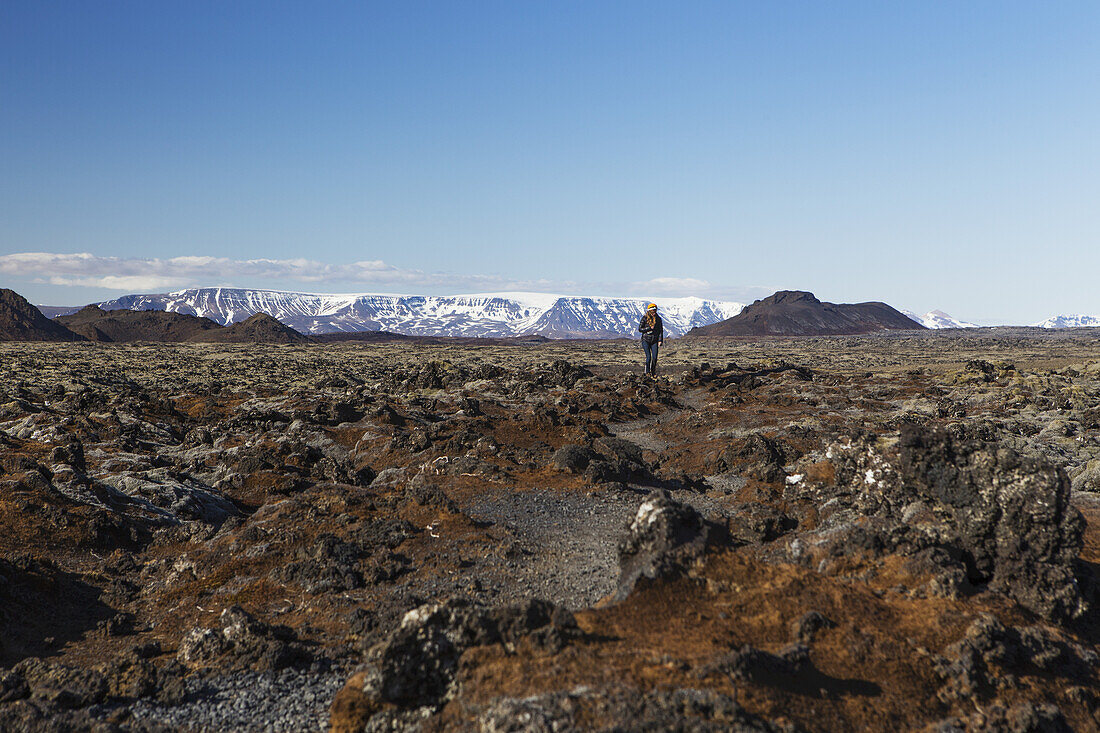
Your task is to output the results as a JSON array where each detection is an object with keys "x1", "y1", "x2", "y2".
[{"x1": 637, "y1": 303, "x2": 664, "y2": 376}]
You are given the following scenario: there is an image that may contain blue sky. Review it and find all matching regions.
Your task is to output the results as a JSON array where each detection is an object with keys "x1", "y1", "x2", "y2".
[{"x1": 2, "y1": 2, "x2": 1098, "y2": 324}]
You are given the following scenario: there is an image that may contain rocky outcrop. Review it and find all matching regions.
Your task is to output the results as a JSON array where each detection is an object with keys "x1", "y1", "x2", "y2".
[
  {"x1": 615, "y1": 494, "x2": 728, "y2": 601},
  {"x1": 933, "y1": 614, "x2": 1097, "y2": 704},
  {"x1": 789, "y1": 424, "x2": 1086, "y2": 621},
  {"x1": 177, "y1": 605, "x2": 311, "y2": 672},
  {"x1": 329, "y1": 598, "x2": 579, "y2": 732},
  {"x1": 0, "y1": 650, "x2": 185, "y2": 730}
]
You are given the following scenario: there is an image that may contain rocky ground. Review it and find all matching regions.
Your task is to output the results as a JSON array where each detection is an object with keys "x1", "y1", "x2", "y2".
[{"x1": 2, "y1": 330, "x2": 1100, "y2": 731}]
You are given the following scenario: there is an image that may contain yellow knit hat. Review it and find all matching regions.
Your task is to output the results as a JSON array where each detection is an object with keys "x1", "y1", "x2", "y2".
[{"x1": 647, "y1": 303, "x2": 657, "y2": 310}]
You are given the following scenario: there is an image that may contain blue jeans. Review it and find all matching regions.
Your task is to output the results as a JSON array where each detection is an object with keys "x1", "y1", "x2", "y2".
[{"x1": 642, "y1": 340, "x2": 659, "y2": 374}]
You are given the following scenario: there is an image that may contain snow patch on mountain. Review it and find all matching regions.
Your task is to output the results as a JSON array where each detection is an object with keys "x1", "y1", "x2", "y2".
[
  {"x1": 95, "y1": 288, "x2": 745, "y2": 338},
  {"x1": 1035, "y1": 314, "x2": 1100, "y2": 329},
  {"x1": 901, "y1": 309, "x2": 977, "y2": 329}
]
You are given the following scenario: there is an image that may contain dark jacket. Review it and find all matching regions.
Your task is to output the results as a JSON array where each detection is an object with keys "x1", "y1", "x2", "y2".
[{"x1": 638, "y1": 313, "x2": 663, "y2": 344}]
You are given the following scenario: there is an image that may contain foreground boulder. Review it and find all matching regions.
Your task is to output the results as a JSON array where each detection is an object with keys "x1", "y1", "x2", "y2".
[
  {"x1": 615, "y1": 493, "x2": 728, "y2": 601},
  {"x1": 790, "y1": 424, "x2": 1086, "y2": 621},
  {"x1": 329, "y1": 598, "x2": 578, "y2": 732}
]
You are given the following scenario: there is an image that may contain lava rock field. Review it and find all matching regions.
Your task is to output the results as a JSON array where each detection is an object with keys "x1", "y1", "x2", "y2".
[{"x1": 2, "y1": 331, "x2": 1100, "y2": 731}]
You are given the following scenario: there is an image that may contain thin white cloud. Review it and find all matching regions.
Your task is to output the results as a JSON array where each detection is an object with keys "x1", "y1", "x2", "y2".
[
  {"x1": 0, "y1": 250, "x2": 758, "y2": 303},
  {"x1": 0, "y1": 251, "x2": 536, "y2": 292},
  {"x1": 47, "y1": 275, "x2": 188, "y2": 291},
  {"x1": 631, "y1": 277, "x2": 713, "y2": 295}
]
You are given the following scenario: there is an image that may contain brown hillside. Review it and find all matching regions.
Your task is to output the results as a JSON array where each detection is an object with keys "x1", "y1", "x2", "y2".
[
  {"x1": 0, "y1": 289, "x2": 84, "y2": 342},
  {"x1": 196, "y1": 312, "x2": 312, "y2": 344},
  {"x1": 56, "y1": 306, "x2": 310, "y2": 344},
  {"x1": 57, "y1": 305, "x2": 224, "y2": 342}
]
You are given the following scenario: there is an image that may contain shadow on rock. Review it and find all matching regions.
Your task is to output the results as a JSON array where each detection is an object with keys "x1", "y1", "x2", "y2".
[
  {"x1": 0, "y1": 557, "x2": 118, "y2": 665},
  {"x1": 698, "y1": 643, "x2": 881, "y2": 700}
]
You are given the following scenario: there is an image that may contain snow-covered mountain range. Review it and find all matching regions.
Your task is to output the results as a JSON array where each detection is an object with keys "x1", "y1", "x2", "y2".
[
  {"x1": 1035, "y1": 315, "x2": 1100, "y2": 329},
  {"x1": 90, "y1": 288, "x2": 746, "y2": 338},
  {"x1": 901, "y1": 310, "x2": 978, "y2": 329}
]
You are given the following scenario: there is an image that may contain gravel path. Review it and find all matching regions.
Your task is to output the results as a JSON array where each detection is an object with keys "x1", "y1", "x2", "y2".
[
  {"x1": 613, "y1": 388, "x2": 748, "y2": 521},
  {"x1": 466, "y1": 487, "x2": 642, "y2": 610},
  {"x1": 609, "y1": 418, "x2": 670, "y2": 452},
  {"x1": 123, "y1": 668, "x2": 346, "y2": 733}
]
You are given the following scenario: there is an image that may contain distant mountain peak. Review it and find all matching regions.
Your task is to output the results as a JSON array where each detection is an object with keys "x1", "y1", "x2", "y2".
[
  {"x1": 1036, "y1": 314, "x2": 1100, "y2": 329},
  {"x1": 901, "y1": 309, "x2": 977, "y2": 329},
  {"x1": 87, "y1": 287, "x2": 746, "y2": 339},
  {"x1": 759, "y1": 290, "x2": 820, "y2": 306}
]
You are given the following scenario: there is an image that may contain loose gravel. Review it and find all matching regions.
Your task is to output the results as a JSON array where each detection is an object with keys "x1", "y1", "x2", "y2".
[{"x1": 123, "y1": 668, "x2": 346, "y2": 733}]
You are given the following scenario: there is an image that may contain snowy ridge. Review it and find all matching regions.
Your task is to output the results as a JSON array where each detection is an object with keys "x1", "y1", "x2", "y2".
[
  {"x1": 901, "y1": 309, "x2": 977, "y2": 329},
  {"x1": 96, "y1": 288, "x2": 745, "y2": 338},
  {"x1": 1035, "y1": 314, "x2": 1100, "y2": 329}
]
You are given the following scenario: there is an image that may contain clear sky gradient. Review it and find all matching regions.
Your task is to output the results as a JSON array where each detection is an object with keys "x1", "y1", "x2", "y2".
[{"x1": 2, "y1": 2, "x2": 1098, "y2": 324}]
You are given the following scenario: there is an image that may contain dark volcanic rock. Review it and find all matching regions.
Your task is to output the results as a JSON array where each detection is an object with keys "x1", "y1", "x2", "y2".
[
  {"x1": 551, "y1": 444, "x2": 597, "y2": 473},
  {"x1": 688, "y1": 290, "x2": 924, "y2": 338},
  {"x1": 893, "y1": 425, "x2": 1085, "y2": 620},
  {"x1": 177, "y1": 605, "x2": 310, "y2": 672},
  {"x1": 0, "y1": 289, "x2": 84, "y2": 342},
  {"x1": 329, "y1": 598, "x2": 579, "y2": 730},
  {"x1": 796, "y1": 424, "x2": 1086, "y2": 621},
  {"x1": 274, "y1": 534, "x2": 366, "y2": 593},
  {"x1": 727, "y1": 502, "x2": 797, "y2": 545},
  {"x1": 13, "y1": 658, "x2": 108, "y2": 709},
  {"x1": 722, "y1": 433, "x2": 789, "y2": 483},
  {"x1": 705, "y1": 643, "x2": 812, "y2": 684},
  {"x1": 933, "y1": 614, "x2": 1098, "y2": 703},
  {"x1": 790, "y1": 611, "x2": 836, "y2": 644},
  {"x1": 927, "y1": 702, "x2": 1071, "y2": 732},
  {"x1": 615, "y1": 494, "x2": 727, "y2": 601}
]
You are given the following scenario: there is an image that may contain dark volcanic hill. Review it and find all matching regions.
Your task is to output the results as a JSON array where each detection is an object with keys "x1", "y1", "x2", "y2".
[
  {"x1": 199, "y1": 312, "x2": 313, "y2": 344},
  {"x1": 56, "y1": 306, "x2": 311, "y2": 344},
  {"x1": 315, "y1": 330, "x2": 415, "y2": 343},
  {"x1": 687, "y1": 290, "x2": 925, "y2": 338},
  {"x1": 57, "y1": 305, "x2": 225, "y2": 342},
  {"x1": 0, "y1": 289, "x2": 84, "y2": 342}
]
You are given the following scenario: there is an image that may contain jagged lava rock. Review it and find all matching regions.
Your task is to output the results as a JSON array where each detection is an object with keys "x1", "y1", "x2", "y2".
[
  {"x1": 615, "y1": 493, "x2": 728, "y2": 602},
  {"x1": 329, "y1": 598, "x2": 578, "y2": 732},
  {"x1": 800, "y1": 424, "x2": 1085, "y2": 621}
]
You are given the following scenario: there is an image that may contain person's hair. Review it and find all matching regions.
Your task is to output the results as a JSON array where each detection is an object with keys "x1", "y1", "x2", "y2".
[{"x1": 644, "y1": 309, "x2": 658, "y2": 328}]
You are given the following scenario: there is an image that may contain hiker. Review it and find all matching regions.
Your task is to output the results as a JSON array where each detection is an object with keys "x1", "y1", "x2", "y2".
[{"x1": 637, "y1": 303, "x2": 664, "y2": 376}]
